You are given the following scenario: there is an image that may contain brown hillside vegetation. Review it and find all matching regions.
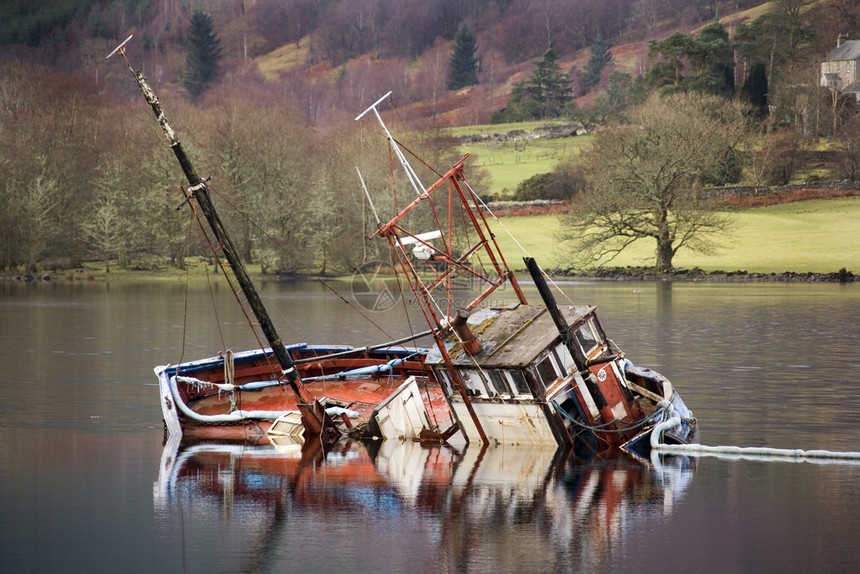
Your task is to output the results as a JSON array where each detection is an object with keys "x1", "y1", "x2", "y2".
[
  {"x1": 2, "y1": 1, "x2": 857, "y2": 127},
  {"x1": 3, "y1": 0, "x2": 860, "y2": 274}
]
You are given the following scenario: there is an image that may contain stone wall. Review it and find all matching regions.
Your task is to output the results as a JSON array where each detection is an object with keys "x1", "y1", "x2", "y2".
[{"x1": 702, "y1": 180, "x2": 859, "y2": 200}]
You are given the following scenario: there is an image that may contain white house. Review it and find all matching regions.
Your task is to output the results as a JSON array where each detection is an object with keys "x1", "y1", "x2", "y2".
[{"x1": 821, "y1": 36, "x2": 860, "y2": 101}]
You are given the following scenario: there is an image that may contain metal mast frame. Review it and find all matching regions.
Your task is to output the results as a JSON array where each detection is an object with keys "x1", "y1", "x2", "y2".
[{"x1": 358, "y1": 96, "x2": 527, "y2": 444}]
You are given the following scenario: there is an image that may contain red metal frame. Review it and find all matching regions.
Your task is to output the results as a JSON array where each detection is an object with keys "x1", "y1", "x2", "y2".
[{"x1": 371, "y1": 156, "x2": 529, "y2": 444}]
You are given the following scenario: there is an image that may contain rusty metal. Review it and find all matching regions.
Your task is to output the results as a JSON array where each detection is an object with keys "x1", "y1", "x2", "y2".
[{"x1": 451, "y1": 309, "x2": 481, "y2": 355}]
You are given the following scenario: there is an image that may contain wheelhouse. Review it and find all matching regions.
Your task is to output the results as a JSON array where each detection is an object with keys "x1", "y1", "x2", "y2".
[{"x1": 426, "y1": 303, "x2": 639, "y2": 447}]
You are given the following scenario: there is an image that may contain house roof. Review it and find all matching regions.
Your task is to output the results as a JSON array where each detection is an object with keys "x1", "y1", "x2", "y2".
[
  {"x1": 823, "y1": 40, "x2": 860, "y2": 63},
  {"x1": 844, "y1": 81, "x2": 860, "y2": 93}
]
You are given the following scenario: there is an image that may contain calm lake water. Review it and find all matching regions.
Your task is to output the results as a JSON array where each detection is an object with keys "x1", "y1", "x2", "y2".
[{"x1": 2, "y1": 278, "x2": 859, "y2": 573}]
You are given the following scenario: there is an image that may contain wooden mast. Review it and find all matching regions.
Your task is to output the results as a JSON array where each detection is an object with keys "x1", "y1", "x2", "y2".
[{"x1": 107, "y1": 36, "x2": 336, "y2": 441}]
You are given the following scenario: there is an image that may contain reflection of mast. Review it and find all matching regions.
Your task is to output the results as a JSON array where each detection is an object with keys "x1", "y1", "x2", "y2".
[
  {"x1": 107, "y1": 35, "x2": 335, "y2": 442},
  {"x1": 238, "y1": 439, "x2": 326, "y2": 573}
]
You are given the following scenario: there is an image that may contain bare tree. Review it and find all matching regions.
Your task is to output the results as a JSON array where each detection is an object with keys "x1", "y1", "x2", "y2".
[
  {"x1": 835, "y1": 115, "x2": 860, "y2": 182},
  {"x1": 560, "y1": 93, "x2": 750, "y2": 272}
]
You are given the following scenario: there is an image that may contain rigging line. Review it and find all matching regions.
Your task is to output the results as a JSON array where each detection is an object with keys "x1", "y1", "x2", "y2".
[
  {"x1": 389, "y1": 94, "x2": 419, "y2": 167},
  {"x1": 201, "y1": 188, "x2": 312, "y2": 336},
  {"x1": 391, "y1": 135, "x2": 444, "y2": 180},
  {"x1": 370, "y1": 93, "x2": 442, "y2": 183},
  {"x1": 202, "y1": 238, "x2": 227, "y2": 353},
  {"x1": 391, "y1": 249, "x2": 419, "y2": 347},
  {"x1": 462, "y1": 178, "x2": 575, "y2": 306},
  {"x1": 177, "y1": 203, "x2": 193, "y2": 366},
  {"x1": 315, "y1": 277, "x2": 396, "y2": 342},
  {"x1": 188, "y1": 204, "x2": 227, "y2": 351},
  {"x1": 204, "y1": 185, "x2": 393, "y2": 342},
  {"x1": 389, "y1": 140, "x2": 398, "y2": 214},
  {"x1": 454, "y1": 179, "x2": 492, "y2": 293},
  {"x1": 189, "y1": 200, "x2": 278, "y2": 374}
]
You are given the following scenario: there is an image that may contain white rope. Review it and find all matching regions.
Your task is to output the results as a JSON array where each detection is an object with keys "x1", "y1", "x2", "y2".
[{"x1": 652, "y1": 405, "x2": 860, "y2": 464}]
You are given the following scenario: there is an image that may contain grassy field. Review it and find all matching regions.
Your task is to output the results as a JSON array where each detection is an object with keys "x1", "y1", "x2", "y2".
[
  {"x1": 487, "y1": 197, "x2": 860, "y2": 274},
  {"x1": 54, "y1": 197, "x2": 858, "y2": 282},
  {"x1": 452, "y1": 122, "x2": 592, "y2": 198},
  {"x1": 451, "y1": 121, "x2": 860, "y2": 275}
]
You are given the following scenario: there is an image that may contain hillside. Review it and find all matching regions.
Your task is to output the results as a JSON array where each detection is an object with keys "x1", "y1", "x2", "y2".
[
  {"x1": 0, "y1": 1, "x2": 805, "y2": 126},
  {"x1": 2, "y1": 1, "x2": 857, "y2": 132},
  {"x1": 3, "y1": 0, "x2": 860, "y2": 275}
]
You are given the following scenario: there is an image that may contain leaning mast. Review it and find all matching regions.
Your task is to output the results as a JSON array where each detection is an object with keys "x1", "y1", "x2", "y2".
[{"x1": 107, "y1": 36, "x2": 334, "y2": 440}]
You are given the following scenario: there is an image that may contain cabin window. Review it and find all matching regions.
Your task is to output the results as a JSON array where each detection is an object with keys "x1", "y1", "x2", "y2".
[
  {"x1": 536, "y1": 355, "x2": 559, "y2": 386},
  {"x1": 504, "y1": 371, "x2": 530, "y2": 397},
  {"x1": 574, "y1": 320, "x2": 600, "y2": 355},
  {"x1": 459, "y1": 369, "x2": 490, "y2": 396},
  {"x1": 487, "y1": 370, "x2": 511, "y2": 396},
  {"x1": 576, "y1": 375, "x2": 601, "y2": 419}
]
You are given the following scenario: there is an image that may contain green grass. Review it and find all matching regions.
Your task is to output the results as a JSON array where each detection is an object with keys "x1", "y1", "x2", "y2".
[
  {"x1": 61, "y1": 260, "x2": 272, "y2": 283},
  {"x1": 455, "y1": 123, "x2": 593, "y2": 198},
  {"x1": 487, "y1": 197, "x2": 860, "y2": 274},
  {"x1": 56, "y1": 198, "x2": 859, "y2": 280}
]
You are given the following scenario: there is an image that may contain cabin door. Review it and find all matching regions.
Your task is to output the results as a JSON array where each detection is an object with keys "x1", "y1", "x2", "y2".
[{"x1": 589, "y1": 362, "x2": 630, "y2": 421}]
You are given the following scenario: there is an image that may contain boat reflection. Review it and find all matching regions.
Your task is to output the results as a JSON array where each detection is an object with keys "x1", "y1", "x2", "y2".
[{"x1": 155, "y1": 438, "x2": 695, "y2": 571}]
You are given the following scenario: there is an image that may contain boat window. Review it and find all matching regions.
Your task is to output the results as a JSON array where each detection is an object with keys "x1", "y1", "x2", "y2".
[
  {"x1": 576, "y1": 375, "x2": 601, "y2": 418},
  {"x1": 487, "y1": 370, "x2": 511, "y2": 396},
  {"x1": 459, "y1": 369, "x2": 490, "y2": 396},
  {"x1": 504, "y1": 371, "x2": 531, "y2": 397},
  {"x1": 574, "y1": 320, "x2": 600, "y2": 355},
  {"x1": 536, "y1": 355, "x2": 559, "y2": 386}
]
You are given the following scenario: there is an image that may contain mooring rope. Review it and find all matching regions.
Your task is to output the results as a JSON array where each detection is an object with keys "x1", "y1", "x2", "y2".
[{"x1": 653, "y1": 404, "x2": 860, "y2": 464}]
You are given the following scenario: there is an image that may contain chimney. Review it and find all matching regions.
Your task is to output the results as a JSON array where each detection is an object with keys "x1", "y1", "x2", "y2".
[
  {"x1": 451, "y1": 309, "x2": 481, "y2": 354},
  {"x1": 838, "y1": 34, "x2": 847, "y2": 48}
]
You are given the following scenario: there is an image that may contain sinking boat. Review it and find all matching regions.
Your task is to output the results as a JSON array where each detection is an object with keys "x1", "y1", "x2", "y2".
[
  {"x1": 112, "y1": 34, "x2": 697, "y2": 455},
  {"x1": 155, "y1": 343, "x2": 453, "y2": 443}
]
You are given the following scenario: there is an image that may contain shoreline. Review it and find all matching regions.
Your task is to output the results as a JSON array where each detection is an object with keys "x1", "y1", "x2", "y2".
[
  {"x1": 544, "y1": 266, "x2": 857, "y2": 283},
  {"x1": 5, "y1": 266, "x2": 857, "y2": 284}
]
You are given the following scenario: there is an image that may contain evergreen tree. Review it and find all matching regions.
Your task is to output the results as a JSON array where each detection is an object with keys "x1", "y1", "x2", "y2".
[
  {"x1": 685, "y1": 22, "x2": 734, "y2": 97},
  {"x1": 648, "y1": 23, "x2": 734, "y2": 97},
  {"x1": 449, "y1": 24, "x2": 479, "y2": 90},
  {"x1": 524, "y1": 41, "x2": 571, "y2": 119},
  {"x1": 741, "y1": 62, "x2": 769, "y2": 119},
  {"x1": 582, "y1": 37, "x2": 613, "y2": 91},
  {"x1": 493, "y1": 41, "x2": 572, "y2": 122},
  {"x1": 647, "y1": 33, "x2": 694, "y2": 88},
  {"x1": 182, "y1": 10, "x2": 223, "y2": 98}
]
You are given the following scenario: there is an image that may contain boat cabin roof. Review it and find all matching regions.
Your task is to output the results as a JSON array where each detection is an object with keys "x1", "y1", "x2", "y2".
[{"x1": 426, "y1": 303, "x2": 595, "y2": 369}]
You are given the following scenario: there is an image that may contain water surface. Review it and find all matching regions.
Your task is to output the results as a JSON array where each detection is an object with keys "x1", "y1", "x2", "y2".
[{"x1": 1, "y1": 279, "x2": 859, "y2": 573}]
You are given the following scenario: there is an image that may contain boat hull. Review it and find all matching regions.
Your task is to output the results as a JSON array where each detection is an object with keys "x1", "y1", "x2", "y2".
[
  {"x1": 620, "y1": 392, "x2": 700, "y2": 458},
  {"x1": 156, "y1": 343, "x2": 453, "y2": 443}
]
